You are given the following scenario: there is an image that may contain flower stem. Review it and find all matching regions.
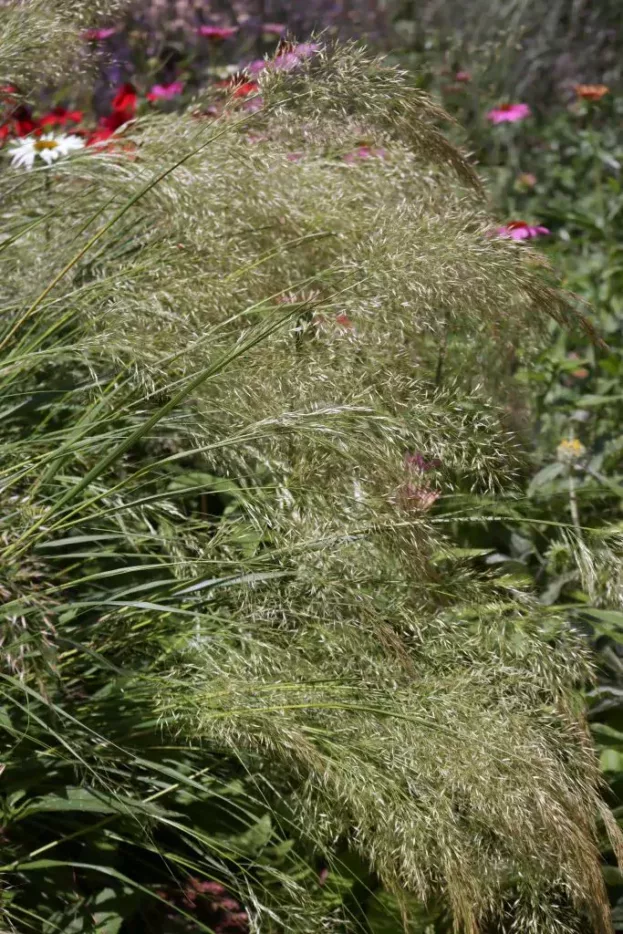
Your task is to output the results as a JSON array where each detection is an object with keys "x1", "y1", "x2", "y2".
[{"x1": 568, "y1": 468, "x2": 581, "y2": 531}]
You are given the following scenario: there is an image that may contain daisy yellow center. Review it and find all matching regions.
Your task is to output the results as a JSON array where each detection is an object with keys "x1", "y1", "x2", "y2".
[{"x1": 34, "y1": 140, "x2": 59, "y2": 152}]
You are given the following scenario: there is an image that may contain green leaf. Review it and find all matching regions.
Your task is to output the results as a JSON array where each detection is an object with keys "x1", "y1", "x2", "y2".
[
  {"x1": 220, "y1": 813, "x2": 273, "y2": 856},
  {"x1": 528, "y1": 462, "x2": 565, "y2": 495},
  {"x1": 17, "y1": 788, "x2": 119, "y2": 819},
  {"x1": 599, "y1": 748, "x2": 623, "y2": 772}
]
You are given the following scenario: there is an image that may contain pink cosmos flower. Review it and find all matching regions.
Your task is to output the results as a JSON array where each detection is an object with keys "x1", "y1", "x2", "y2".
[
  {"x1": 82, "y1": 27, "x2": 116, "y2": 41},
  {"x1": 455, "y1": 71, "x2": 471, "y2": 82},
  {"x1": 486, "y1": 103, "x2": 531, "y2": 124},
  {"x1": 496, "y1": 220, "x2": 550, "y2": 240},
  {"x1": 146, "y1": 80, "x2": 184, "y2": 102},
  {"x1": 198, "y1": 25, "x2": 238, "y2": 40}
]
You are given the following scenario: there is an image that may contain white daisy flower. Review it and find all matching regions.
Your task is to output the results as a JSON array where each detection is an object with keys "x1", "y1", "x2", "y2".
[{"x1": 8, "y1": 132, "x2": 85, "y2": 170}]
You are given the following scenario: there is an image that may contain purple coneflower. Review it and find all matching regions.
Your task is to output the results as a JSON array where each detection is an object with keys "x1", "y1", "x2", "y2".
[
  {"x1": 496, "y1": 220, "x2": 550, "y2": 240},
  {"x1": 486, "y1": 103, "x2": 531, "y2": 124}
]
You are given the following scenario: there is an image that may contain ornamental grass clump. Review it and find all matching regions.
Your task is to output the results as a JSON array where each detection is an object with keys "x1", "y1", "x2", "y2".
[{"x1": 0, "y1": 12, "x2": 620, "y2": 933}]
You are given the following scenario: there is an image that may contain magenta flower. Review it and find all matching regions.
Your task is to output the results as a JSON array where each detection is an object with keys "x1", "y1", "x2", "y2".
[
  {"x1": 198, "y1": 26, "x2": 238, "y2": 40},
  {"x1": 496, "y1": 220, "x2": 550, "y2": 240},
  {"x1": 146, "y1": 80, "x2": 184, "y2": 102},
  {"x1": 82, "y1": 27, "x2": 116, "y2": 41},
  {"x1": 455, "y1": 70, "x2": 471, "y2": 82},
  {"x1": 486, "y1": 103, "x2": 531, "y2": 124}
]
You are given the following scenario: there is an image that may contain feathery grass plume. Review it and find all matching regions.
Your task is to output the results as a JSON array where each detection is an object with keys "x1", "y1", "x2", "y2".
[
  {"x1": 0, "y1": 0, "x2": 128, "y2": 91},
  {"x1": 0, "y1": 29, "x2": 617, "y2": 934}
]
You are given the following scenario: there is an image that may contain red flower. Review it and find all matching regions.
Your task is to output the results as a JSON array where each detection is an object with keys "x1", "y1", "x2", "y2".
[
  {"x1": 14, "y1": 108, "x2": 38, "y2": 136},
  {"x1": 111, "y1": 83, "x2": 137, "y2": 115},
  {"x1": 233, "y1": 81, "x2": 258, "y2": 99},
  {"x1": 217, "y1": 76, "x2": 260, "y2": 99},
  {"x1": 39, "y1": 107, "x2": 83, "y2": 128},
  {"x1": 91, "y1": 83, "x2": 137, "y2": 142},
  {"x1": 335, "y1": 313, "x2": 354, "y2": 330},
  {"x1": 86, "y1": 126, "x2": 114, "y2": 147},
  {"x1": 0, "y1": 103, "x2": 39, "y2": 143},
  {"x1": 97, "y1": 111, "x2": 127, "y2": 133}
]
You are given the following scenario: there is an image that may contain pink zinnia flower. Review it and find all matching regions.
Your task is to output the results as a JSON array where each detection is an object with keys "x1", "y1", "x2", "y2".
[
  {"x1": 496, "y1": 220, "x2": 550, "y2": 240},
  {"x1": 198, "y1": 25, "x2": 238, "y2": 40},
  {"x1": 146, "y1": 80, "x2": 184, "y2": 102},
  {"x1": 486, "y1": 103, "x2": 531, "y2": 124},
  {"x1": 82, "y1": 27, "x2": 116, "y2": 41}
]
